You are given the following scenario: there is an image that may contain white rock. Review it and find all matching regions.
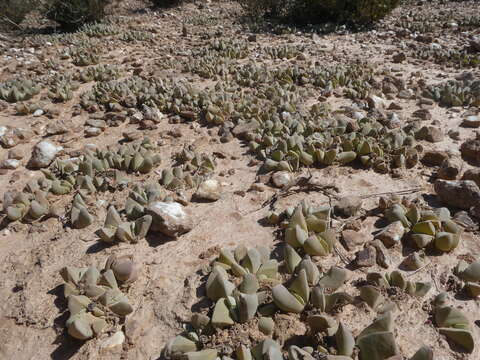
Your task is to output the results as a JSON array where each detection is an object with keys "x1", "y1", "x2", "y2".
[
  {"x1": 85, "y1": 127, "x2": 102, "y2": 137},
  {"x1": 367, "y1": 95, "x2": 387, "y2": 110},
  {"x1": 195, "y1": 179, "x2": 222, "y2": 201},
  {"x1": 352, "y1": 111, "x2": 365, "y2": 120},
  {"x1": 272, "y1": 171, "x2": 293, "y2": 188},
  {"x1": 146, "y1": 201, "x2": 193, "y2": 237},
  {"x1": 29, "y1": 141, "x2": 62, "y2": 168},
  {"x1": 0, "y1": 126, "x2": 7, "y2": 136},
  {"x1": 0, "y1": 159, "x2": 20, "y2": 169},
  {"x1": 33, "y1": 109, "x2": 44, "y2": 117},
  {"x1": 100, "y1": 331, "x2": 125, "y2": 351}
]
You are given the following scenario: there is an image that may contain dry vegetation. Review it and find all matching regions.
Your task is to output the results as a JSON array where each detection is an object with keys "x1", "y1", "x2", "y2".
[{"x1": 0, "y1": 0, "x2": 480, "y2": 359}]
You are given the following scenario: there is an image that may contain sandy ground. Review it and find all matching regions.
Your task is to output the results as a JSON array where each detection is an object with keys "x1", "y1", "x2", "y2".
[{"x1": 0, "y1": 1, "x2": 480, "y2": 359}]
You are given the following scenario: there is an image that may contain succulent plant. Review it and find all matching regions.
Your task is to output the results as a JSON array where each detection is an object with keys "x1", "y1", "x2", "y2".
[
  {"x1": 378, "y1": 199, "x2": 462, "y2": 253},
  {"x1": 60, "y1": 261, "x2": 135, "y2": 340},
  {"x1": 423, "y1": 78, "x2": 480, "y2": 107},
  {"x1": 70, "y1": 47, "x2": 101, "y2": 66},
  {"x1": 4, "y1": 190, "x2": 51, "y2": 222},
  {"x1": 98, "y1": 205, "x2": 152, "y2": 244},
  {"x1": 0, "y1": 78, "x2": 42, "y2": 103},
  {"x1": 70, "y1": 194, "x2": 94, "y2": 229},
  {"x1": 365, "y1": 270, "x2": 432, "y2": 302},
  {"x1": 283, "y1": 201, "x2": 335, "y2": 256},
  {"x1": 77, "y1": 64, "x2": 121, "y2": 83},
  {"x1": 104, "y1": 254, "x2": 140, "y2": 284},
  {"x1": 433, "y1": 292, "x2": 474, "y2": 353},
  {"x1": 356, "y1": 311, "x2": 399, "y2": 360},
  {"x1": 454, "y1": 260, "x2": 480, "y2": 298},
  {"x1": 120, "y1": 30, "x2": 154, "y2": 43},
  {"x1": 80, "y1": 21, "x2": 120, "y2": 37}
]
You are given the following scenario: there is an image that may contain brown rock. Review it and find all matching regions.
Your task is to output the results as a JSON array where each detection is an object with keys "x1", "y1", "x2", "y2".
[
  {"x1": 392, "y1": 52, "x2": 406, "y2": 63},
  {"x1": 461, "y1": 138, "x2": 480, "y2": 163},
  {"x1": 341, "y1": 230, "x2": 367, "y2": 251},
  {"x1": 415, "y1": 126, "x2": 444, "y2": 143},
  {"x1": 354, "y1": 246, "x2": 376, "y2": 268},
  {"x1": 461, "y1": 115, "x2": 480, "y2": 128},
  {"x1": 434, "y1": 179, "x2": 480, "y2": 210},
  {"x1": 422, "y1": 150, "x2": 449, "y2": 166},
  {"x1": 453, "y1": 211, "x2": 478, "y2": 231},
  {"x1": 375, "y1": 221, "x2": 405, "y2": 248},
  {"x1": 437, "y1": 158, "x2": 462, "y2": 180},
  {"x1": 462, "y1": 168, "x2": 480, "y2": 187},
  {"x1": 232, "y1": 122, "x2": 258, "y2": 139},
  {"x1": 412, "y1": 109, "x2": 431, "y2": 121},
  {"x1": 371, "y1": 239, "x2": 391, "y2": 269}
]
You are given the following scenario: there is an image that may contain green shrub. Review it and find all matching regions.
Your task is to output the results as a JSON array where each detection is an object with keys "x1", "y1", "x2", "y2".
[
  {"x1": 237, "y1": 0, "x2": 400, "y2": 26},
  {"x1": 0, "y1": 0, "x2": 36, "y2": 28},
  {"x1": 44, "y1": 0, "x2": 112, "y2": 29}
]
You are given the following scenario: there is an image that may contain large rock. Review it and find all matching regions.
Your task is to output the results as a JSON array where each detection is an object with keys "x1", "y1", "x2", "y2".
[
  {"x1": 341, "y1": 230, "x2": 367, "y2": 251},
  {"x1": 415, "y1": 126, "x2": 444, "y2": 143},
  {"x1": 422, "y1": 150, "x2": 449, "y2": 166},
  {"x1": 437, "y1": 158, "x2": 462, "y2": 180},
  {"x1": 29, "y1": 140, "x2": 62, "y2": 168},
  {"x1": 194, "y1": 179, "x2": 222, "y2": 201},
  {"x1": 272, "y1": 171, "x2": 293, "y2": 188},
  {"x1": 367, "y1": 95, "x2": 388, "y2": 110},
  {"x1": 354, "y1": 246, "x2": 376, "y2": 268},
  {"x1": 146, "y1": 201, "x2": 193, "y2": 237},
  {"x1": 461, "y1": 138, "x2": 480, "y2": 163},
  {"x1": 462, "y1": 168, "x2": 480, "y2": 187},
  {"x1": 375, "y1": 221, "x2": 405, "y2": 248},
  {"x1": 461, "y1": 115, "x2": 480, "y2": 128},
  {"x1": 434, "y1": 180, "x2": 480, "y2": 210}
]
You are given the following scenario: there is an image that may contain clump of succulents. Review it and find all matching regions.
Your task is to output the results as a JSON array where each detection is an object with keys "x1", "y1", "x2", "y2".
[
  {"x1": 433, "y1": 292, "x2": 475, "y2": 353},
  {"x1": 362, "y1": 270, "x2": 432, "y2": 309},
  {"x1": 3, "y1": 190, "x2": 51, "y2": 222},
  {"x1": 263, "y1": 44, "x2": 304, "y2": 60},
  {"x1": 0, "y1": 78, "x2": 42, "y2": 103},
  {"x1": 76, "y1": 64, "x2": 121, "y2": 83},
  {"x1": 377, "y1": 198, "x2": 462, "y2": 253},
  {"x1": 68, "y1": 46, "x2": 102, "y2": 66},
  {"x1": 423, "y1": 78, "x2": 480, "y2": 107},
  {"x1": 97, "y1": 205, "x2": 152, "y2": 244},
  {"x1": 414, "y1": 47, "x2": 480, "y2": 69},
  {"x1": 79, "y1": 21, "x2": 120, "y2": 37},
  {"x1": 282, "y1": 200, "x2": 335, "y2": 257},
  {"x1": 48, "y1": 76, "x2": 79, "y2": 102},
  {"x1": 59, "y1": 254, "x2": 138, "y2": 340},
  {"x1": 120, "y1": 30, "x2": 153, "y2": 42},
  {"x1": 453, "y1": 260, "x2": 480, "y2": 298}
]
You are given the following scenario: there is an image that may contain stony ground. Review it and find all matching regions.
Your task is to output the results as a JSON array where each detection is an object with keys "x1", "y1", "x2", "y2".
[{"x1": 0, "y1": 1, "x2": 480, "y2": 359}]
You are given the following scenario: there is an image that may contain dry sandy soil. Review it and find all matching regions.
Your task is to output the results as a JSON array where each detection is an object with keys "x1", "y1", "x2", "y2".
[{"x1": 0, "y1": 0, "x2": 480, "y2": 359}]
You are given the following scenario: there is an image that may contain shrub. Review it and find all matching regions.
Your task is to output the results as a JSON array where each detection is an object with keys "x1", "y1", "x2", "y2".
[
  {"x1": 44, "y1": 0, "x2": 112, "y2": 29},
  {"x1": 237, "y1": 0, "x2": 400, "y2": 26},
  {"x1": 0, "y1": 0, "x2": 36, "y2": 28}
]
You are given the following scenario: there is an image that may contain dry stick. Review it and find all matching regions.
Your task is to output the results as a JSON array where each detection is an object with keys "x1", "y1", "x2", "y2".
[
  {"x1": 334, "y1": 245, "x2": 350, "y2": 265},
  {"x1": 255, "y1": 174, "x2": 340, "y2": 214},
  {"x1": 406, "y1": 261, "x2": 432, "y2": 277},
  {"x1": 1, "y1": 16, "x2": 21, "y2": 30},
  {"x1": 360, "y1": 186, "x2": 423, "y2": 199}
]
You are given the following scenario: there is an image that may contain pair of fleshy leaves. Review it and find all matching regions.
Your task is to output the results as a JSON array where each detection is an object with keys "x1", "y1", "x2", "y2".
[{"x1": 98, "y1": 205, "x2": 152, "y2": 243}]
